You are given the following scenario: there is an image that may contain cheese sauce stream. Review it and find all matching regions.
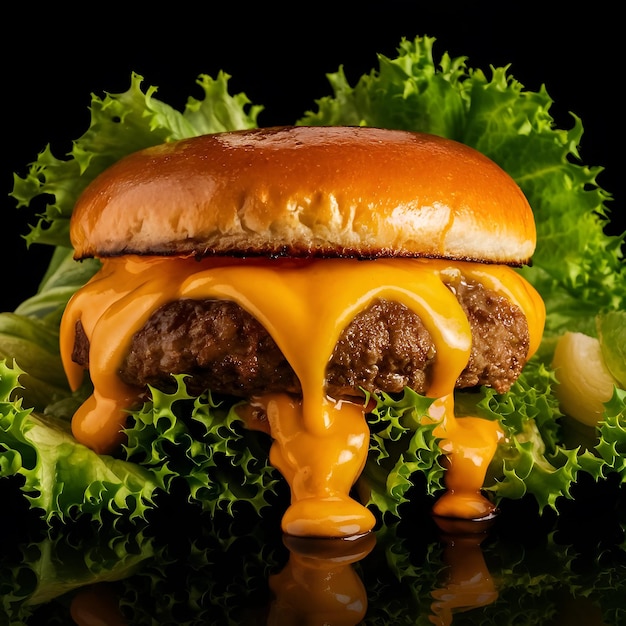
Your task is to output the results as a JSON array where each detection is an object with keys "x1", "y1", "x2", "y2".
[{"x1": 60, "y1": 256, "x2": 544, "y2": 536}]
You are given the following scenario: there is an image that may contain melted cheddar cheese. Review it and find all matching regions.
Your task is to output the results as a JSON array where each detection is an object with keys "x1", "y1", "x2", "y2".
[{"x1": 60, "y1": 256, "x2": 544, "y2": 537}]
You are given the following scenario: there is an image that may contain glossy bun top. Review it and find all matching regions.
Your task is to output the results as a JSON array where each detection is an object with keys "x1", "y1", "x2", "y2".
[{"x1": 71, "y1": 126, "x2": 536, "y2": 264}]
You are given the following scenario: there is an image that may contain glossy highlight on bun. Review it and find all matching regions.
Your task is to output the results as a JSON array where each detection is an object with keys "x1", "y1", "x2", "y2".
[{"x1": 70, "y1": 126, "x2": 536, "y2": 264}]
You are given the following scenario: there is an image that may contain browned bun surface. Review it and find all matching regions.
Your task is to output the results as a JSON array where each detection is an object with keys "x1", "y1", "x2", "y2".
[{"x1": 70, "y1": 126, "x2": 536, "y2": 264}]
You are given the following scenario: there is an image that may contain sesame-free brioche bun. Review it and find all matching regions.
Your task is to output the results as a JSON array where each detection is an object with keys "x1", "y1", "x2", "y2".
[{"x1": 70, "y1": 126, "x2": 536, "y2": 264}]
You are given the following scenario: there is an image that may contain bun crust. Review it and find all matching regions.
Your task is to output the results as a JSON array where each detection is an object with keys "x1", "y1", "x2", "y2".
[{"x1": 70, "y1": 126, "x2": 536, "y2": 264}]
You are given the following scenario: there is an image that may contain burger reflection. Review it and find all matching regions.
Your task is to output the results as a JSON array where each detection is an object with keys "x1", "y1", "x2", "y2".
[
  {"x1": 268, "y1": 532, "x2": 375, "y2": 625},
  {"x1": 6, "y1": 491, "x2": 624, "y2": 625},
  {"x1": 269, "y1": 522, "x2": 499, "y2": 626},
  {"x1": 68, "y1": 532, "x2": 376, "y2": 626},
  {"x1": 67, "y1": 523, "x2": 500, "y2": 626}
]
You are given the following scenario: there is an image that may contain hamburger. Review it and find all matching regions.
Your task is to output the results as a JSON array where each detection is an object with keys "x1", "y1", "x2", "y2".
[{"x1": 59, "y1": 125, "x2": 545, "y2": 538}]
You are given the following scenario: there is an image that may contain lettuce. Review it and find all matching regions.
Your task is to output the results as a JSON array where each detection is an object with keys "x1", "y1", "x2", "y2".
[
  {"x1": 0, "y1": 361, "x2": 161, "y2": 525},
  {"x1": 124, "y1": 375, "x2": 281, "y2": 517},
  {"x1": 0, "y1": 361, "x2": 281, "y2": 526},
  {"x1": 11, "y1": 72, "x2": 261, "y2": 251},
  {"x1": 458, "y1": 360, "x2": 607, "y2": 511},
  {"x1": 596, "y1": 388, "x2": 626, "y2": 480},
  {"x1": 598, "y1": 311, "x2": 626, "y2": 387},
  {"x1": 3, "y1": 35, "x2": 624, "y2": 528},
  {"x1": 361, "y1": 389, "x2": 443, "y2": 517},
  {"x1": 298, "y1": 35, "x2": 625, "y2": 345}
]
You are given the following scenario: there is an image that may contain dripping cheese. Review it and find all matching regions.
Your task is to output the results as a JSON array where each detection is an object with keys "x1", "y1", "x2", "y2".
[
  {"x1": 62, "y1": 126, "x2": 545, "y2": 536},
  {"x1": 60, "y1": 255, "x2": 544, "y2": 535}
]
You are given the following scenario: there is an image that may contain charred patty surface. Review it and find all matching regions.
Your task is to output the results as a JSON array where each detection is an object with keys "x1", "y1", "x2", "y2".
[
  {"x1": 119, "y1": 300, "x2": 300, "y2": 397},
  {"x1": 73, "y1": 278, "x2": 529, "y2": 399},
  {"x1": 113, "y1": 299, "x2": 436, "y2": 398},
  {"x1": 326, "y1": 299, "x2": 435, "y2": 396},
  {"x1": 450, "y1": 277, "x2": 529, "y2": 393}
]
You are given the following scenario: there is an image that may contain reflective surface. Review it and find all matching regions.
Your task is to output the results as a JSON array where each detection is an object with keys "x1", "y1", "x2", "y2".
[{"x1": 1, "y1": 473, "x2": 624, "y2": 625}]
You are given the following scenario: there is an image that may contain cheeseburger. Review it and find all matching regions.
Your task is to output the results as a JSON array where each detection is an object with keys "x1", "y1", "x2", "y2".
[{"x1": 60, "y1": 126, "x2": 545, "y2": 538}]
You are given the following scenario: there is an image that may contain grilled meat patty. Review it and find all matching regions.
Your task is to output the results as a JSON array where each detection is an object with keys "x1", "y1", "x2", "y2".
[{"x1": 72, "y1": 277, "x2": 529, "y2": 400}]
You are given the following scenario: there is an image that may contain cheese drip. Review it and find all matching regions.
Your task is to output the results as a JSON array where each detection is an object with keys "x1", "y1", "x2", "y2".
[{"x1": 60, "y1": 256, "x2": 544, "y2": 536}]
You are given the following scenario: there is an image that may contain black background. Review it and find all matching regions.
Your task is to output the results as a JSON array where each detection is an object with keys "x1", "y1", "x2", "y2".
[{"x1": 3, "y1": 3, "x2": 623, "y2": 311}]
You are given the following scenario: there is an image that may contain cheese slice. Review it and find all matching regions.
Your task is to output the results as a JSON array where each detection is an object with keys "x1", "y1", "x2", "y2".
[{"x1": 60, "y1": 256, "x2": 545, "y2": 536}]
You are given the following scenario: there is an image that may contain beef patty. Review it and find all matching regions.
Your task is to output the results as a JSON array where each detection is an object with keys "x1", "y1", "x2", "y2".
[{"x1": 72, "y1": 276, "x2": 529, "y2": 399}]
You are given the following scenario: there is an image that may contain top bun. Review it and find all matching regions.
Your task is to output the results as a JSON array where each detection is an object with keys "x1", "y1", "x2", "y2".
[{"x1": 70, "y1": 126, "x2": 536, "y2": 265}]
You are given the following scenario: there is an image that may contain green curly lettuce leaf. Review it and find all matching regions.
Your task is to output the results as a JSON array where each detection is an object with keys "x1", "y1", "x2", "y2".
[
  {"x1": 0, "y1": 247, "x2": 100, "y2": 411},
  {"x1": 298, "y1": 35, "x2": 625, "y2": 347},
  {"x1": 0, "y1": 361, "x2": 162, "y2": 525},
  {"x1": 11, "y1": 71, "x2": 262, "y2": 251},
  {"x1": 362, "y1": 358, "x2": 617, "y2": 519},
  {"x1": 7, "y1": 71, "x2": 261, "y2": 412},
  {"x1": 455, "y1": 360, "x2": 605, "y2": 511},
  {"x1": 596, "y1": 388, "x2": 626, "y2": 481},
  {"x1": 0, "y1": 315, "x2": 67, "y2": 411},
  {"x1": 1, "y1": 361, "x2": 282, "y2": 527},
  {"x1": 13, "y1": 247, "x2": 100, "y2": 325},
  {"x1": 360, "y1": 388, "x2": 443, "y2": 517},
  {"x1": 124, "y1": 375, "x2": 281, "y2": 517}
]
